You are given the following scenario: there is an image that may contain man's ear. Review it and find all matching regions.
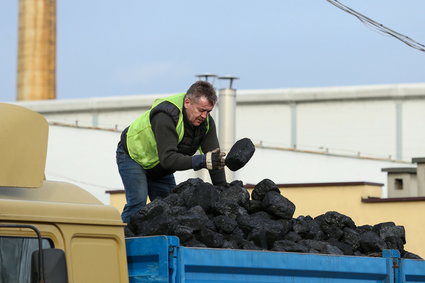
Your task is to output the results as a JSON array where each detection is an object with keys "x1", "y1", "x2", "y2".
[{"x1": 183, "y1": 97, "x2": 191, "y2": 109}]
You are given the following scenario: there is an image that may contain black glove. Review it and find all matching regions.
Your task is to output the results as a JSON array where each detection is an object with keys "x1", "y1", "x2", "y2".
[{"x1": 205, "y1": 148, "x2": 226, "y2": 170}]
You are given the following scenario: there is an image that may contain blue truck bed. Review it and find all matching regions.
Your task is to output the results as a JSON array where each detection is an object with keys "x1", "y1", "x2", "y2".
[{"x1": 126, "y1": 235, "x2": 425, "y2": 283}]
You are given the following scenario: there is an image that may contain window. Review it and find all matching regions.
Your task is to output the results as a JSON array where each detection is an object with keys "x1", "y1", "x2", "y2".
[
  {"x1": 0, "y1": 237, "x2": 52, "y2": 283},
  {"x1": 395, "y1": 178, "x2": 404, "y2": 190}
]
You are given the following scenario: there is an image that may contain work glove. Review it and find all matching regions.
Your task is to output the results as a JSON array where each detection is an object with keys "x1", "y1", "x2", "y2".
[
  {"x1": 205, "y1": 148, "x2": 226, "y2": 170},
  {"x1": 191, "y1": 148, "x2": 226, "y2": 171}
]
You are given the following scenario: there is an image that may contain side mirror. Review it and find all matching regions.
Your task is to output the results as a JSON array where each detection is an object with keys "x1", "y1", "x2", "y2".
[{"x1": 31, "y1": 248, "x2": 68, "y2": 283}]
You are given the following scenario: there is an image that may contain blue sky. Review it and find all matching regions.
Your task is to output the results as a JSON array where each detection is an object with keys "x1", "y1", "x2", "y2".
[{"x1": 1, "y1": 0, "x2": 424, "y2": 102}]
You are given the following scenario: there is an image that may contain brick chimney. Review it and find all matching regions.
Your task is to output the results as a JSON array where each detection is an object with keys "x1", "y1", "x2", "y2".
[{"x1": 16, "y1": 0, "x2": 56, "y2": 101}]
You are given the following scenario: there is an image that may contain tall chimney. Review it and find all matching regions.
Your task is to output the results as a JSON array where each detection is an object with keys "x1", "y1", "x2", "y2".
[{"x1": 17, "y1": 0, "x2": 56, "y2": 101}]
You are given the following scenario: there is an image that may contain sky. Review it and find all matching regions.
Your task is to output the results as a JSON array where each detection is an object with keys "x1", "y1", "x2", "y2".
[{"x1": 1, "y1": 0, "x2": 425, "y2": 102}]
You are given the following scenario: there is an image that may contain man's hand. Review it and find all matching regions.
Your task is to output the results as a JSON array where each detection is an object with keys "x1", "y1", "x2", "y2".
[{"x1": 205, "y1": 148, "x2": 226, "y2": 170}]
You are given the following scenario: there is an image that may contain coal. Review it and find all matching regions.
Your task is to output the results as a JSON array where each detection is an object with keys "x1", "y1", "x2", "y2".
[
  {"x1": 262, "y1": 191, "x2": 295, "y2": 220},
  {"x1": 126, "y1": 178, "x2": 422, "y2": 259},
  {"x1": 225, "y1": 138, "x2": 255, "y2": 171},
  {"x1": 197, "y1": 227, "x2": 225, "y2": 248},
  {"x1": 251, "y1": 178, "x2": 280, "y2": 201},
  {"x1": 327, "y1": 238, "x2": 354, "y2": 255},
  {"x1": 173, "y1": 225, "x2": 194, "y2": 242},
  {"x1": 272, "y1": 240, "x2": 309, "y2": 253},
  {"x1": 130, "y1": 199, "x2": 173, "y2": 236},
  {"x1": 219, "y1": 181, "x2": 250, "y2": 209},
  {"x1": 314, "y1": 211, "x2": 357, "y2": 241},
  {"x1": 359, "y1": 231, "x2": 387, "y2": 253},
  {"x1": 283, "y1": 231, "x2": 302, "y2": 242},
  {"x1": 213, "y1": 215, "x2": 238, "y2": 234},
  {"x1": 298, "y1": 239, "x2": 327, "y2": 253},
  {"x1": 176, "y1": 205, "x2": 210, "y2": 231},
  {"x1": 324, "y1": 244, "x2": 344, "y2": 255},
  {"x1": 184, "y1": 182, "x2": 219, "y2": 212},
  {"x1": 342, "y1": 227, "x2": 361, "y2": 250},
  {"x1": 374, "y1": 223, "x2": 406, "y2": 252},
  {"x1": 292, "y1": 216, "x2": 324, "y2": 240}
]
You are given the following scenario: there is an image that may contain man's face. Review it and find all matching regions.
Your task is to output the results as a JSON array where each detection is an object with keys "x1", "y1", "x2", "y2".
[{"x1": 184, "y1": 96, "x2": 214, "y2": 126}]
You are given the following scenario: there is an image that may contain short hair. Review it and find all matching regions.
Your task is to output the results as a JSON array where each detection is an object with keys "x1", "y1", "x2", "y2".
[{"x1": 185, "y1": 81, "x2": 217, "y2": 105}]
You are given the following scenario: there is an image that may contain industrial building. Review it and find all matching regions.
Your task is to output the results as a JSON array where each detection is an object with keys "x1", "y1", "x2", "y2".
[
  {"x1": 9, "y1": 82, "x2": 425, "y2": 257},
  {"x1": 12, "y1": 81, "x2": 425, "y2": 199}
]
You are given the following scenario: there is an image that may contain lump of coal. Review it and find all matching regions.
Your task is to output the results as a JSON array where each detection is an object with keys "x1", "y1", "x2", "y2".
[
  {"x1": 359, "y1": 231, "x2": 387, "y2": 254},
  {"x1": 225, "y1": 138, "x2": 255, "y2": 171},
  {"x1": 327, "y1": 238, "x2": 354, "y2": 255},
  {"x1": 262, "y1": 191, "x2": 295, "y2": 220},
  {"x1": 314, "y1": 211, "x2": 356, "y2": 240},
  {"x1": 292, "y1": 216, "x2": 324, "y2": 240},
  {"x1": 130, "y1": 199, "x2": 173, "y2": 236},
  {"x1": 247, "y1": 199, "x2": 263, "y2": 214},
  {"x1": 219, "y1": 182, "x2": 250, "y2": 209},
  {"x1": 272, "y1": 240, "x2": 309, "y2": 253},
  {"x1": 213, "y1": 215, "x2": 238, "y2": 234},
  {"x1": 197, "y1": 227, "x2": 224, "y2": 248},
  {"x1": 184, "y1": 182, "x2": 219, "y2": 212},
  {"x1": 374, "y1": 222, "x2": 406, "y2": 252},
  {"x1": 402, "y1": 251, "x2": 423, "y2": 260},
  {"x1": 213, "y1": 199, "x2": 247, "y2": 219},
  {"x1": 237, "y1": 211, "x2": 273, "y2": 235},
  {"x1": 172, "y1": 178, "x2": 204, "y2": 194},
  {"x1": 251, "y1": 178, "x2": 280, "y2": 201},
  {"x1": 247, "y1": 219, "x2": 291, "y2": 249},
  {"x1": 342, "y1": 227, "x2": 361, "y2": 250},
  {"x1": 173, "y1": 225, "x2": 194, "y2": 242},
  {"x1": 176, "y1": 205, "x2": 210, "y2": 232}
]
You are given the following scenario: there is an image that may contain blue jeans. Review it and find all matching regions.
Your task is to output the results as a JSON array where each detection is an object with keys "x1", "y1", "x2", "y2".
[{"x1": 116, "y1": 142, "x2": 176, "y2": 223}]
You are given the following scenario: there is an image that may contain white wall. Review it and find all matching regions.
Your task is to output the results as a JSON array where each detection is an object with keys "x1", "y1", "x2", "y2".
[
  {"x1": 292, "y1": 101, "x2": 396, "y2": 158},
  {"x1": 45, "y1": 125, "x2": 410, "y2": 204},
  {"x1": 404, "y1": 100, "x2": 425, "y2": 158}
]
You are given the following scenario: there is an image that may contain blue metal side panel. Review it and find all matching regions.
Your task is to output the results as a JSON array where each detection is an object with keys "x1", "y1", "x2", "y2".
[
  {"x1": 126, "y1": 236, "x2": 425, "y2": 283},
  {"x1": 400, "y1": 258, "x2": 425, "y2": 283},
  {"x1": 126, "y1": 236, "x2": 180, "y2": 283},
  {"x1": 177, "y1": 246, "x2": 394, "y2": 283}
]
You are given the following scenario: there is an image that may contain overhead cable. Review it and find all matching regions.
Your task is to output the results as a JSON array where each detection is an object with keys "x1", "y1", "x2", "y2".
[{"x1": 326, "y1": 0, "x2": 425, "y2": 52}]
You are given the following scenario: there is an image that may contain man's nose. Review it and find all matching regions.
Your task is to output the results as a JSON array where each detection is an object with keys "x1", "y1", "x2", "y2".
[{"x1": 200, "y1": 111, "x2": 208, "y2": 118}]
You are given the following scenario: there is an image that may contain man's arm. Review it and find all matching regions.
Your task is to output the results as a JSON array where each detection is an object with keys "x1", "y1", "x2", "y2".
[
  {"x1": 201, "y1": 117, "x2": 227, "y2": 186},
  {"x1": 151, "y1": 112, "x2": 193, "y2": 170}
]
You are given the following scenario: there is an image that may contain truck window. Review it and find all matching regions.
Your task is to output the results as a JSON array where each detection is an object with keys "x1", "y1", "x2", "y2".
[{"x1": 0, "y1": 236, "x2": 52, "y2": 283}]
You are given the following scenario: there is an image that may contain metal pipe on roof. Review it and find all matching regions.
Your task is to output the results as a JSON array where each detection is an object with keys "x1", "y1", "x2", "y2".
[{"x1": 218, "y1": 76, "x2": 239, "y2": 181}]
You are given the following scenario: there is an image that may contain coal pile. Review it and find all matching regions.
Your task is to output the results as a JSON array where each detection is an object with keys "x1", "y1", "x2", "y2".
[{"x1": 126, "y1": 178, "x2": 422, "y2": 259}]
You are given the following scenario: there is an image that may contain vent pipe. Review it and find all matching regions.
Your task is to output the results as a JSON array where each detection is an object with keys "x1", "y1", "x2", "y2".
[{"x1": 218, "y1": 76, "x2": 239, "y2": 181}]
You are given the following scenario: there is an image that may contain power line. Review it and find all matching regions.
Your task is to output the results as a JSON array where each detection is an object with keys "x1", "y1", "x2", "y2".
[{"x1": 326, "y1": 0, "x2": 425, "y2": 52}]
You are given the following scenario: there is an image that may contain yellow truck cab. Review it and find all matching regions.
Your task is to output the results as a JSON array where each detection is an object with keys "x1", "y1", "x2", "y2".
[{"x1": 0, "y1": 103, "x2": 129, "y2": 283}]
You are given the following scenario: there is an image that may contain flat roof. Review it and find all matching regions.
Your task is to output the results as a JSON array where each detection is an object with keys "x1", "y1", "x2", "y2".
[
  {"x1": 381, "y1": 167, "x2": 417, "y2": 174},
  {"x1": 412, "y1": 157, "x2": 425, "y2": 164}
]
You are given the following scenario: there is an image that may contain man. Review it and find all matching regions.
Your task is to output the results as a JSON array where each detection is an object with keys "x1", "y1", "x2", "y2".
[{"x1": 116, "y1": 81, "x2": 226, "y2": 223}]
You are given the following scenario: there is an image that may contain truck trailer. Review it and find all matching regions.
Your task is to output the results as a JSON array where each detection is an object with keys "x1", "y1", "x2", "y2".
[{"x1": 1, "y1": 102, "x2": 424, "y2": 283}]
